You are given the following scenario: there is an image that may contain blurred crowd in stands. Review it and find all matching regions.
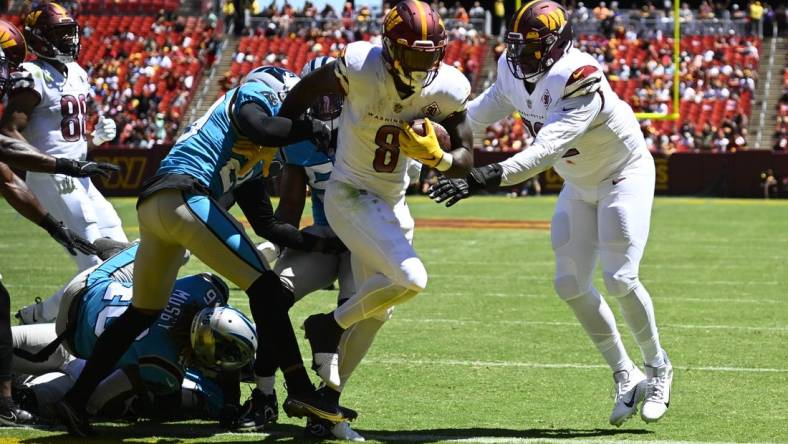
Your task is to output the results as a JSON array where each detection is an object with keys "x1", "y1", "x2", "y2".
[{"x1": 775, "y1": 65, "x2": 788, "y2": 151}]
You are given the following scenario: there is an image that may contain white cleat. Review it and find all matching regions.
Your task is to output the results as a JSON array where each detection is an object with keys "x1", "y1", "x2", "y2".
[
  {"x1": 641, "y1": 351, "x2": 673, "y2": 423},
  {"x1": 313, "y1": 352, "x2": 341, "y2": 390},
  {"x1": 609, "y1": 364, "x2": 647, "y2": 426},
  {"x1": 332, "y1": 421, "x2": 366, "y2": 441},
  {"x1": 15, "y1": 298, "x2": 47, "y2": 325}
]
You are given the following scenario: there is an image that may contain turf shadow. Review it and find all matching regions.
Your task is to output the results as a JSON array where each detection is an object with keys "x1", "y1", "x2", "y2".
[{"x1": 353, "y1": 426, "x2": 653, "y2": 442}]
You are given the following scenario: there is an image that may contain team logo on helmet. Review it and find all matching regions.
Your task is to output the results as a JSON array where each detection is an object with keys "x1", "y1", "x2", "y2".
[
  {"x1": 505, "y1": 0, "x2": 573, "y2": 82},
  {"x1": 24, "y1": 2, "x2": 80, "y2": 64},
  {"x1": 381, "y1": 0, "x2": 447, "y2": 92},
  {"x1": 0, "y1": 19, "x2": 26, "y2": 69}
]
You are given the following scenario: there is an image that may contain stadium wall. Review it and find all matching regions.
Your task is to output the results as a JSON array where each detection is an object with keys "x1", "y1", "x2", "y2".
[{"x1": 86, "y1": 148, "x2": 788, "y2": 198}]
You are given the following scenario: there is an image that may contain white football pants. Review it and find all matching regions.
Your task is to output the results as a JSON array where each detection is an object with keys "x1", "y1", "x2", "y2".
[
  {"x1": 551, "y1": 157, "x2": 664, "y2": 369},
  {"x1": 324, "y1": 180, "x2": 426, "y2": 329},
  {"x1": 26, "y1": 172, "x2": 127, "y2": 270}
]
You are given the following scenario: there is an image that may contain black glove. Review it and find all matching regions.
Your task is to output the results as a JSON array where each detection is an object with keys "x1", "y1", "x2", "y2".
[
  {"x1": 39, "y1": 213, "x2": 99, "y2": 256},
  {"x1": 309, "y1": 118, "x2": 332, "y2": 153},
  {"x1": 55, "y1": 157, "x2": 121, "y2": 179},
  {"x1": 428, "y1": 164, "x2": 503, "y2": 207}
]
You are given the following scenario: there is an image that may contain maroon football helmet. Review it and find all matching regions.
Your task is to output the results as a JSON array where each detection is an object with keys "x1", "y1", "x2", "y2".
[
  {"x1": 505, "y1": 0, "x2": 573, "y2": 82},
  {"x1": 0, "y1": 20, "x2": 27, "y2": 99},
  {"x1": 382, "y1": 0, "x2": 447, "y2": 90},
  {"x1": 24, "y1": 2, "x2": 79, "y2": 64}
]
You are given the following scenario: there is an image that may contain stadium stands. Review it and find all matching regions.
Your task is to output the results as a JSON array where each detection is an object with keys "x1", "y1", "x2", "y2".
[
  {"x1": 482, "y1": 33, "x2": 761, "y2": 154},
  {"x1": 221, "y1": 31, "x2": 487, "y2": 94},
  {"x1": 774, "y1": 65, "x2": 788, "y2": 151}
]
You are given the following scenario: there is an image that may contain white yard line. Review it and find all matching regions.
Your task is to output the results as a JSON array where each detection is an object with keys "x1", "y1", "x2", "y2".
[
  {"x1": 365, "y1": 357, "x2": 788, "y2": 374},
  {"x1": 394, "y1": 318, "x2": 788, "y2": 333}
]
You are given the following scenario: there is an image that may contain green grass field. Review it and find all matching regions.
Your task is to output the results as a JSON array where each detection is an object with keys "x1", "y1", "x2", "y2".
[{"x1": 0, "y1": 196, "x2": 786, "y2": 443}]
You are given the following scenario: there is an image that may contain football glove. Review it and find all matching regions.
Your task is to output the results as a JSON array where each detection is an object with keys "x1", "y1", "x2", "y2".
[
  {"x1": 91, "y1": 116, "x2": 117, "y2": 146},
  {"x1": 428, "y1": 164, "x2": 504, "y2": 207},
  {"x1": 309, "y1": 118, "x2": 332, "y2": 153},
  {"x1": 400, "y1": 119, "x2": 444, "y2": 169},
  {"x1": 39, "y1": 213, "x2": 98, "y2": 256},
  {"x1": 232, "y1": 143, "x2": 279, "y2": 177},
  {"x1": 54, "y1": 157, "x2": 121, "y2": 179}
]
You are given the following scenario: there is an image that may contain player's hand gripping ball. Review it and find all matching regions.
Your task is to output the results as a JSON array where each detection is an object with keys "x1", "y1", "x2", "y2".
[{"x1": 400, "y1": 118, "x2": 451, "y2": 168}]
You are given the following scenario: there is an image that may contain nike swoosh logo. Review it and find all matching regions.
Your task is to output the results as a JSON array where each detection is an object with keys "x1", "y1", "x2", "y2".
[
  {"x1": 562, "y1": 107, "x2": 576, "y2": 111},
  {"x1": 572, "y1": 71, "x2": 583, "y2": 79},
  {"x1": 612, "y1": 177, "x2": 626, "y2": 185},
  {"x1": 623, "y1": 386, "x2": 639, "y2": 408}
]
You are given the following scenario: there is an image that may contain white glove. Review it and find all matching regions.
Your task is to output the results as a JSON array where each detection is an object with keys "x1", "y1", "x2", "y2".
[{"x1": 91, "y1": 116, "x2": 117, "y2": 146}]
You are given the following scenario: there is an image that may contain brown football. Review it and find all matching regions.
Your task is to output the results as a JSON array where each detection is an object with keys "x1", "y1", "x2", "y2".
[{"x1": 409, "y1": 119, "x2": 452, "y2": 151}]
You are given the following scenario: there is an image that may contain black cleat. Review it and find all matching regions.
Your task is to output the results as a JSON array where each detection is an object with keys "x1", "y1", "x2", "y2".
[
  {"x1": 283, "y1": 390, "x2": 343, "y2": 423},
  {"x1": 237, "y1": 389, "x2": 279, "y2": 431},
  {"x1": 54, "y1": 399, "x2": 95, "y2": 437},
  {"x1": 0, "y1": 396, "x2": 34, "y2": 427}
]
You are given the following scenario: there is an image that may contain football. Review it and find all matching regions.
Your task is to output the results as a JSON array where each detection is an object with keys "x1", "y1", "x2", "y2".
[{"x1": 409, "y1": 118, "x2": 452, "y2": 151}]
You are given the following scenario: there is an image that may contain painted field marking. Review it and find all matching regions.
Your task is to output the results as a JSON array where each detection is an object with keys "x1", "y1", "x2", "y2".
[{"x1": 394, "y1": 317, "x2": 788, "y2": 333}]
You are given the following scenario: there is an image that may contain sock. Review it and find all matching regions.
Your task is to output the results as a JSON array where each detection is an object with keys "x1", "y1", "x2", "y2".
[
  {"x1": 247, "y1": 272, "x2": 312, "y2": 394},
  {"x1": 256, "y1": 376, "x2": 276, "y2": 395},
  {"x1": 0, "y1": 281, "x2": 11, "y2": 381},
  {"x1": 337, "y1": 317, "x2": 386, "y2": 390},
  {"x1": 616, "y1": 283, "x2": 665, "y2": 367},
  {"x1": 65, "y1": 305, "x2": 159, "y2": 407},
  {"x1": 565, "y1": 287, "x2": 631, "y2": 372}
]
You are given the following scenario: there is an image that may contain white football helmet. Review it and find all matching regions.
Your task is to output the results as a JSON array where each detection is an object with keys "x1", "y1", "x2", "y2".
[
  {"x1": 190, "y1": 306, "x2": 257, "y2": 371},
  {"x1": 243, "y1": 66, "x2": 300, "y2": 101}
]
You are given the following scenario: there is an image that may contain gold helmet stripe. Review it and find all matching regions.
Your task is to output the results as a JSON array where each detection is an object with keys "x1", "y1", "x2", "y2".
[
  {"x1": 512, "y1": 0, "x2": 542, "y2": 36},
  {"x1": 412, "y1": 0, "x2": 428, "y2": 41}
]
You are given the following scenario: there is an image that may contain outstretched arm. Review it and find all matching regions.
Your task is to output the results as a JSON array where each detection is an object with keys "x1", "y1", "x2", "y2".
[
  {"x1": 0, "y1": 162, "x2": 97, "y2": 255},
  {"x1": 437, "y1": 110, "x2": 475, "y2": 178}
]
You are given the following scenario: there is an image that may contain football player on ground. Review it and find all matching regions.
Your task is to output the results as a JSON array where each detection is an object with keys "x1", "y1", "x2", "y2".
[
  {"x1": 0, "y1": 3, "x2": 126, "y2": 274},
  {"x1": 10, "y1": 241, "x2": 255, "y2": 425},
  {"x1": 278, "y1": 0, "x2": 474, "y2": 396},
  {"x1": 429, "y1": 0, "x2": 673, "y2": 426},
  {"x1": 53, "y1": 66, "x2": 343, "y2": 437},
  {"x1": 241, "y1": 56, "x2": 368, "y2": 441}
]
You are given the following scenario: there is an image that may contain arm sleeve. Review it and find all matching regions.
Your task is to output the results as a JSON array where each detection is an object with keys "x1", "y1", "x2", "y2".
[
  {"x1": 233, "y1": 177, "x2": 318, "y2": 251},
  {"x1": 466, "y1": 78, "x2": 516, "y2": 136},
  {"x1": 499, "y1": 92, "x2": 602, "y2": 186},
  {"x1": 234, "y1": 102, "x2": 316, "y2": 147}
]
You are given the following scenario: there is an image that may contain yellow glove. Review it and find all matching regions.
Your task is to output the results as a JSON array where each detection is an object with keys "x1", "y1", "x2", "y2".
[
  {"x1": 233, "y1": 142, "x2": 279, "y2": 177},
  {"x1": 400, "y1": 118, "x2": 444, "y2": 169}
]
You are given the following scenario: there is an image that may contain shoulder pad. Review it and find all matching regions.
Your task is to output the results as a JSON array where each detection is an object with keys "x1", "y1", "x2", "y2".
[
  {"x1": 563, "y1": 65, "x2": 602, "y2": 99},
  {"x1": 335, "y1": 41, "x2": 375, "y2": 93}
]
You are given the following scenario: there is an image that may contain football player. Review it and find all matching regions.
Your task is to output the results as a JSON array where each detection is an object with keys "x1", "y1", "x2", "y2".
[
  {"x1": 241, "y1": 56, "x2": 367, "y2": 441},
  {"x1": 10, "y1": 241, "x2": 255, "y2": 425},
  {"x1": 0, "y1": 3, "x2": 126, "y2": 273},
  {"x1": 53, "y1": 66, "x2": 342, "y2": 437},
  {"x1": 0, "y1": 18, "x2": 117, "y2": 426},
  {"x1": 278, "y1": 0, "x2": 474, "y2": 398},
  {"x1": 429, "y1": 0, "x2": 673, "y2": 426}
]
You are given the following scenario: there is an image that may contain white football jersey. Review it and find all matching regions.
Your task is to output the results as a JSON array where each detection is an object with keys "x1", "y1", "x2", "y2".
[
  {"x1": 13, "y1": 60, "x2": 90, "y2": 160},
  {"x1": 468, "y1": 48, "x2": 649, "y2": 188},
  {"x1": 332, "y1": 41, "x2": 470, "y2": 200}
]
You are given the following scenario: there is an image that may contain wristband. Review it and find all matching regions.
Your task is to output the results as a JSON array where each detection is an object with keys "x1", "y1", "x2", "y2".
[
  {"x1": 38, "y1": 213, "x2": 61, "y2": 233},
  {"x1": 435, "y1": 152, "x2": 453, "y2": 172},
  {"x1": 53, "y1": 157, "x2": 76, "y2": 175}
]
